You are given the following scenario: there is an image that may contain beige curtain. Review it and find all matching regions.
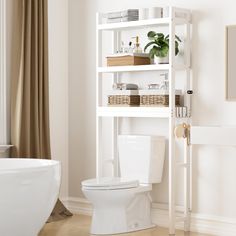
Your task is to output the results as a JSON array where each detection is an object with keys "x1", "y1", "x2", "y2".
[{"x1": 10, "y1": 0, "x2": 72, "y2": 222}]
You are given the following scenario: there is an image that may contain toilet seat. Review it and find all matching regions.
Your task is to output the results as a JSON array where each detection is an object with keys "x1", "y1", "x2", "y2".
[{"x1": 82, "y1": 177, "x2": 139, "y2": 190}]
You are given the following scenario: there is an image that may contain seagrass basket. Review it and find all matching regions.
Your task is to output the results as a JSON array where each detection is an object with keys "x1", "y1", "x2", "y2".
[
  {"x1": 139, "y1": 90, "x2": 181, "y2": 106},
  {"x1": 107, "y1": 90, "x2": 140, "y2": 106}
]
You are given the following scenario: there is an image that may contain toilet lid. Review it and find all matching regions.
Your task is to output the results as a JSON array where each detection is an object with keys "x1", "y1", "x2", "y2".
[{"x1": 82, "y1": 177, "x2": 139, "y2": 190}]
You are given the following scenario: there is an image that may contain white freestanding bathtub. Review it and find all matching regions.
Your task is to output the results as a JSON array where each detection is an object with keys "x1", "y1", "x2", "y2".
[{"x1": 0, "y1": 158, "x2": 61, "y2": 236}]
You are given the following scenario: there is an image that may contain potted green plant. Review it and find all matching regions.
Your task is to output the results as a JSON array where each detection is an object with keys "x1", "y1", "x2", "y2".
[{"x1": 144, "y1": 31, "x2": 181, "y2": 64}]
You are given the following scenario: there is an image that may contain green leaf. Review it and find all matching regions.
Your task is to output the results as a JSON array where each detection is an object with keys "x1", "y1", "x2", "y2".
[
  {"x1": 144, "y1": 41, "x2": 158, "y2": 52},
  {"x1": 155, "y1": 48, "x2": 162, "y2": 57},
  {"x1": 175, "y1": 47, "x2": 179, "y2": 56},
  {"x1": 156, "y1": 33, "x2": 164, "y2": 40},
  {"x1": 175, "y1": 41, "x2": 179, "y2": 48},
  {"x1": 175, "y1": 35, "x2": 182, "y2": 42},
  {"x1": 165, "y1": 34, "x2": 181, "y2": 42},
  {"x1": 149, "y1": 47, "x2": 157, "y2": 59},
  {"x1": 147, "y1": 31, "x2": 157, "y2": 40},
  {"x1": 175, "y1": 41, "x2": 180, "y2": 55},
  {"x1": 161, "y1": 45, "x2": 169, "y2": 57}
]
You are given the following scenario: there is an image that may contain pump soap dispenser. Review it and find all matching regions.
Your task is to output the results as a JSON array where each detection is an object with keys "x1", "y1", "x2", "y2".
[{"x1": 160, "y1": 73, "x2": 169, "y2": 90}]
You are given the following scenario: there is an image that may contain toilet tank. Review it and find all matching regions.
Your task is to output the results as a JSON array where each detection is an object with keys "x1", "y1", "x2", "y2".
[{"x1": 118, "y1": 135, "x2": 165, "y2": 184}]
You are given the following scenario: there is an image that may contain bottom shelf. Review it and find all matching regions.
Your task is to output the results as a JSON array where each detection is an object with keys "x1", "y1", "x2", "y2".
[{"x1": 97, "y1": 106, "x2": 170, "y2": 118}]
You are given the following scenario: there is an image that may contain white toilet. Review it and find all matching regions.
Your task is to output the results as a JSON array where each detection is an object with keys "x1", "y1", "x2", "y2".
[{"x1": 81, "y1": 135, "x2": 165, "y2": 235}]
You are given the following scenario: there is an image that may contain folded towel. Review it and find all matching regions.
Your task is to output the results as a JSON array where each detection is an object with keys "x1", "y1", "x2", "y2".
[
  {"x1": 113, "y1": 83, "x2": 139, "y2": 90},
  {"x1": 103, "y1": 9, "x2": 139, "y2": 19},
  {"x1": 107, "y1": 16, "x2": 138, "y2": 23}
]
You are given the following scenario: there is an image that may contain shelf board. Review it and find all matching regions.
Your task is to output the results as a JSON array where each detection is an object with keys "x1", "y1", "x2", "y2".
[
  {"x1": 98, "y1": 64, "x2": 169, "y2": 73},
  {"x1": 97, "y1": 16, "x2": 190, "y2": 31},
  {"x1": 97, "y1": 106, "x2": 170, "y2": 118},
  {"x1": 97, "y1": 18, "x2": 170, "y2": 31},
  {"x1": 98, "y1": 64, "x2": 188, "y2": 73}
]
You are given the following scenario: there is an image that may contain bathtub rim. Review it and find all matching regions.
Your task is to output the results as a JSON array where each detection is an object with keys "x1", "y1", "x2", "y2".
[{"x1": 0, "y1": 158, "x2": 61, "y2": 174}]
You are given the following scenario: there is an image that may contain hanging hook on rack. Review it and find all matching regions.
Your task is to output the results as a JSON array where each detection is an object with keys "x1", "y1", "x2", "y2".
[{"x1": 174, "y1": 123, "x2": 191, "y2": 145}]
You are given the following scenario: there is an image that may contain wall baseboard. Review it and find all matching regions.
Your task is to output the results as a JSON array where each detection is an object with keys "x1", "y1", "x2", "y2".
[
  {"x1": 62, "y1": 197, "x2": 93, "y2": 216},
  {"x1": 62, "y1": 197, "x2": 236, "y2": 236}
]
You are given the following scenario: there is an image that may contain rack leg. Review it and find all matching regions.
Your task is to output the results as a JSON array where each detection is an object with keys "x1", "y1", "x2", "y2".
[
  {"x1": 169, "y1": 6, "x2": 176, "y2": 236},
  {"x1": 111, "y1": 31, "x2": 120, "y2": 177},
  {"x1": 111, "y1": 117, "x2": 119, "y2": 176},
  {"x1": 169, "y1": 118, "x2": 176, "y2": 236},
  {"x1": 96, "y1": 117, "x2": 102, "y2": 178},
  {"x1": 184, "y1": 138, "x2": 191, "y2": 232}
]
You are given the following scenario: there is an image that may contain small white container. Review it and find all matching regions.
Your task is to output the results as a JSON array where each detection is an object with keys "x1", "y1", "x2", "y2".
[
  {"x1": 148, "y1": 7, "x2": 163, "y2": 19},
  {"x1": 154, "y1": 54, "x2": 169, "y2": 64},
  {"x1": 139, "y1": 8, "x2": 148, "y2": 20},
  {"x1": 162, "y1": 6, "x2": 169, "y2": 18},
  {"x1": 139, "y1": 89, "x2": 182, "y2": 96},
  {"x1": 162, "y1": 6, "x2": 189, "y2": 19}
]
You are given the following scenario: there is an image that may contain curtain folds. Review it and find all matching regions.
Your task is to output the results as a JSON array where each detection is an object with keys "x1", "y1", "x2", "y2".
[
  {"x1": 10, "y1": 0, "x2": 72, "y2": 222},
  {"x1": 11, "y1": 0, "x2": 50, "y2": 158}
]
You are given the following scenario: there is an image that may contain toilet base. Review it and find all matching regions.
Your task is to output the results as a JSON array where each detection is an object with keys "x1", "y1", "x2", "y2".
[{"x1": 90, "y1": 191, "x2": 153, "y2": 235}]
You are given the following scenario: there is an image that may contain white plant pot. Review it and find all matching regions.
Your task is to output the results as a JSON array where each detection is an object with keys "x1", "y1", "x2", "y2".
[{"x1": 154, "y1": 55, "x2": 169, "y2": 64}]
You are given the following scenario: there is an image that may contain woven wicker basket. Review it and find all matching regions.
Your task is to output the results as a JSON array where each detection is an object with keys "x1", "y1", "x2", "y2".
[
  {"x1": 140, "y1": 95, "x2": 180, "y2": 106},
  {"x1": 108, "y1": 95, "x2": 140, "y2": 106}
]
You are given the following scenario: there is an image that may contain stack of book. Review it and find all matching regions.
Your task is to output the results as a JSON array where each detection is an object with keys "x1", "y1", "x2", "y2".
[{"x1": 103, "y1": 9, "x2": 139, "y2": 23}]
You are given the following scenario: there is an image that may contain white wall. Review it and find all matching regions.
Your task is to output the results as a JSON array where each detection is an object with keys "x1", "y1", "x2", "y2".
[
  {"x1": 68, "y1": 0, "x2": 97, "y2": 197},
  {"x1": 48, "y1": 0, "x2": 69, "y2": 198},
  {"x1": 1, "y1": 0, "x2": 18, "y2": 158},
  {"x1": 68, "y1": 0, "x2": 236, "y2": 221}
]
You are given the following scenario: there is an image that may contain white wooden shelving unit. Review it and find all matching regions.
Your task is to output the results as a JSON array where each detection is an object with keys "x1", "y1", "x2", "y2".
[{"x1": 96, "y1": 7, "x2": 192, "y2": 235}]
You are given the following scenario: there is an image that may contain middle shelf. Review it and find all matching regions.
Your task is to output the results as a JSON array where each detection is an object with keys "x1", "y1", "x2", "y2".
[{"x1": 97, "y1": 64, "x2": 189, "y2": 73}]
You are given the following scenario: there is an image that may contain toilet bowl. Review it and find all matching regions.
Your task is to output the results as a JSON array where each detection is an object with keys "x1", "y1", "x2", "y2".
[
  {"x1": 82, "y1": 177, "x2": 154, "y2": 235},
  {"x1": 82, "y1": 135, "x2": 166, "y2": 235}
]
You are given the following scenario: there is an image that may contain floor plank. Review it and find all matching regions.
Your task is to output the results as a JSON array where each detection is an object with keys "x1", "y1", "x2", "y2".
[{"x1": 39, "y1": 215, "x2": 212, "y2": 236}]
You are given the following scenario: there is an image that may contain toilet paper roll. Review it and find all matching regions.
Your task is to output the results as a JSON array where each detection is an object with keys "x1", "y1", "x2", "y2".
[
  {"x1": 148, "y1": 7, "x2": 163, "y2": 19},
  {"x1": 174, "y1": 124, "x2": 186, "y2": 138},
  {"x1": 139, "y1": 8, "x2": 148, "y2": 20}
]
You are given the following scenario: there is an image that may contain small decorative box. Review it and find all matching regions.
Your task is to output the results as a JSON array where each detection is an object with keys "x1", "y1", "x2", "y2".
[{"x1": 106, "y1": 53, "x2": 150, "y2": 67}]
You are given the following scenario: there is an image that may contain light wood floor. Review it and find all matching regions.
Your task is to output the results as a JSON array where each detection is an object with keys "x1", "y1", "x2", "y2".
[{"x1": 39, "y1": 215, "x2": 212, "y2": 236}]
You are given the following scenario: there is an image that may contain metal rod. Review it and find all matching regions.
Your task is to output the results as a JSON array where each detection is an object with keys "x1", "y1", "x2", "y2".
[
  {"x1": 169, "y1": 6, "x2": 176, "y2": 236},
  {"x1": 111, "y1": 31, "x2": 120, "y2": 177},
  {"x1": 184, "y1": 136, "x2": 191, "y2": 231}
]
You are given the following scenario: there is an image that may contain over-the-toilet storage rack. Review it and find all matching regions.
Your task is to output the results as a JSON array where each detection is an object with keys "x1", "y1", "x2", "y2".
[{"x1": 96, "y1": 7, "x2": 192, "y2": 235}]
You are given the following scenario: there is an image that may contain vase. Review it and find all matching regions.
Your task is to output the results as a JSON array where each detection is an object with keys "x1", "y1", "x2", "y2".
[{"x1": 154, "y1": 54, "x2": 169, "y2": 64}]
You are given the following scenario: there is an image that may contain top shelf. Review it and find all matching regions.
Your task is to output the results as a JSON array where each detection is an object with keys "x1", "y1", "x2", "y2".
[
  {"x1": 97, "y1": 17, "x2": 190, "y2": 31},
  {"x1": 97, "y1": 7, "x2": 191, "y2": 31},
  {"x1": 98, "y1": 18, "x2": 170, "y2": 31}
]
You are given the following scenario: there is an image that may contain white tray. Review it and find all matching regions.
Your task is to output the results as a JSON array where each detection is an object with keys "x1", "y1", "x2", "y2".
[
  {"x1": 108, "y1": 90, "x2": 139, "y2": 96},
  {"x1": 139, "y1": 89, "x2": 182, "y2": 96}
]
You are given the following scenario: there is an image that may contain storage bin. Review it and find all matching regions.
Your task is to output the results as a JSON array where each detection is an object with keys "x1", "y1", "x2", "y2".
[
  {"x1": 139, "y1": 90, "x2": 181, "y2": 106},
  {"x1": 107, "y1": 90, "x2": 140, "y2": 106}
]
